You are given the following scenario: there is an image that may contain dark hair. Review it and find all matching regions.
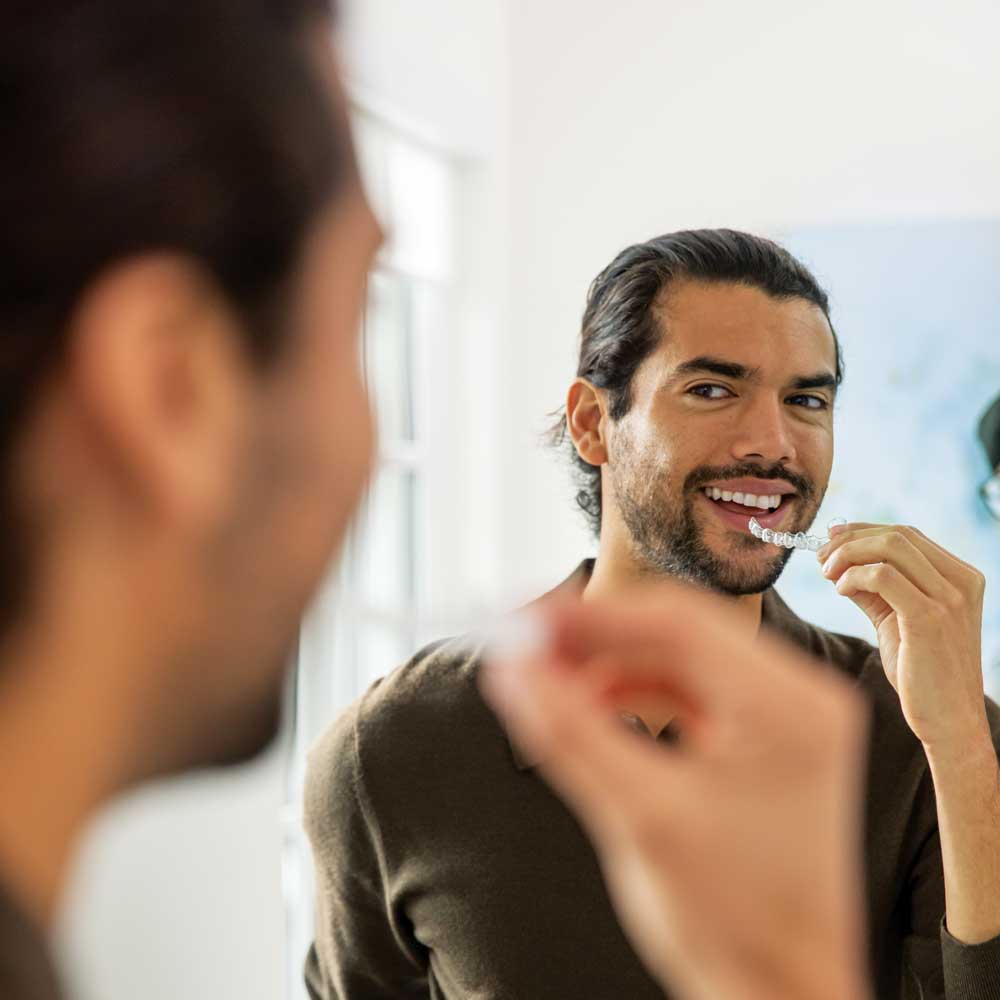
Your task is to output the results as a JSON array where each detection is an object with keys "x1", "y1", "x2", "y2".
[
  {"x1": 550, "y1": 229, "x2": 842, "y2": 537},
  {"x1": 979, "y1": 393, "x2": 1000, "y2": 471},
  {"x1": 0, "y1": 0, "x2": 347, "y2": 630}
]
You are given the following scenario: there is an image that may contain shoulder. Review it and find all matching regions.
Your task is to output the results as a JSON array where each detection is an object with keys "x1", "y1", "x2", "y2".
[
  {"x1": 767, "y1": 594, "x2": 924, "y2": 759},
  {"x1": 304, "y1": 635, "x2": 488, "y2": 806},
  {"x1": 799, "y1": 619, "x2": 899, "y2": 721},
  {"x1": 349, "y1": 634, "x2": 486, "y2": 748}
]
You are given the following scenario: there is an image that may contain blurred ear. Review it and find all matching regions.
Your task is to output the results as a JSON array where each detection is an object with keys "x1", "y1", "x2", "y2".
[
  {"x1": 566, "y1": 378, "x2": 608, "y2": 467},
  {"x1": 65, "y1": 253, "x2": 255, "y2": 527}
]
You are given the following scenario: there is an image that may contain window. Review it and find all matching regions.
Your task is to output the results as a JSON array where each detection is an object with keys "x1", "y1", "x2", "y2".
[{"x1": 281, "y1": 107, "x2": 457, "y2": 999}]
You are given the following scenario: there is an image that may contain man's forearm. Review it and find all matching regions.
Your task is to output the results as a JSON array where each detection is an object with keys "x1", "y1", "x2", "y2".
[{"x1": 925, "y1": 721, "x2": 1000, "y2": 945}]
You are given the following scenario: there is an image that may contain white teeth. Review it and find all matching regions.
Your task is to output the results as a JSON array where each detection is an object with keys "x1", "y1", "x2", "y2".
[{"x1": 707, "y1": 488, "x2": 787, "y2": 511}]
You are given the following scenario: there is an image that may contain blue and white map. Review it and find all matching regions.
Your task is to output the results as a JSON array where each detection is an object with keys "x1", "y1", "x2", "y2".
[{"x1": 776, "y1": 219, "x2": 1000, "y2": 700}]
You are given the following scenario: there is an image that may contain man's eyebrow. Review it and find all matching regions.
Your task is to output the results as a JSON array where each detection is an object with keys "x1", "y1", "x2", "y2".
[
  {"x1": 665, "y1": 356, "x2": 839, "y2": 394},
  {"x1": 668, "y1": 356, "x2": 760, "y2": 382},
  {"x1": 790, "y1": 372, "x2": 838, "y2": 393}
]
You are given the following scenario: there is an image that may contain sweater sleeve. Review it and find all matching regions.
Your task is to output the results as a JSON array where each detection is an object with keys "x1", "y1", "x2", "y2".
[
  {"x1": 899, "y1": 825, "x2": 1000, "y2": 1000},
  {"x1": 900, "y1": 704, "x2": 1000, "y2": 1000},
  {"x1": 937, "y1": 705, "x2": 1000, "y2": 1000},
  {"x1": 940, "y1": 920, "x2": 1000, "y2": 1000},
  {"x1": 302, "y1": 703, "x2": 430, "y2": 999}
]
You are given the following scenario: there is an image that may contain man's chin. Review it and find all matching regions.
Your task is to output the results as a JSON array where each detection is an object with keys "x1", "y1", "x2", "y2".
[{"x1": 699, "y1": 543, "x2": 792, "y2": 596}]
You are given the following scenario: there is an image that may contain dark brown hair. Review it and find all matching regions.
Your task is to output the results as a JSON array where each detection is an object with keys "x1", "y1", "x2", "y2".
[{"x1": 0, "y1": 0, "x2": 347, "y2": 630}]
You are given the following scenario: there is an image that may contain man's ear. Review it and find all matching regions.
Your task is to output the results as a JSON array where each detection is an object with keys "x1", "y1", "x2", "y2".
[
  {"x1": 64, "y1": 253, "x2": 255, "y2": 526},
  {"x1": 566, "y1": 378, "x2": 608, "y2": 466}
]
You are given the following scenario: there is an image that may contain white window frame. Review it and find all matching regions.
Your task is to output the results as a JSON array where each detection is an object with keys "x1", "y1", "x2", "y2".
[{"x1": 280, "y1": 98, "x2": 483, "y2": 1000}]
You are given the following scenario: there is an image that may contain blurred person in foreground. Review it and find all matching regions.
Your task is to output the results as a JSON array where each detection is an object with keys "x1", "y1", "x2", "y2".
[
  {"x1": 306, "y1": 231, "x2": 1000, "y2": 1000},
  {"x1": 0, "y1": 0, "x2": 382, "y2": 996}
]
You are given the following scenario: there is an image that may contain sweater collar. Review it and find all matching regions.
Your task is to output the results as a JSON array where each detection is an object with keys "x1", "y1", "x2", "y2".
[{"x1": 503, "y1": 560, "x2": 816, "y2": 771}]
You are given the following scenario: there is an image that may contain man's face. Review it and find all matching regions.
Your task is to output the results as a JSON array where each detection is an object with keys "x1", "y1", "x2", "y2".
[{"x1": 604, "y1": 279, "x2": 837, "y2": 595}]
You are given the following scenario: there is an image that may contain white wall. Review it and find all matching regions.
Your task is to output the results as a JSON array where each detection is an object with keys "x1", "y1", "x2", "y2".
[
  {"x1": 500, "y1": 0, "x2": 1000, "y2": 598},
  {"x1": 56, "y1": 751, "x2": 289, "y2": 1000},
  {"x1": 54, "y1": 5, "x2": 509, "y2": 1000}
]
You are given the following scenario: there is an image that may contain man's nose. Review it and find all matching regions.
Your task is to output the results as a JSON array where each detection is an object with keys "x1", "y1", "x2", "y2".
[{"x1": 729, "y1": 395, "x2": 797, "y2": 465}]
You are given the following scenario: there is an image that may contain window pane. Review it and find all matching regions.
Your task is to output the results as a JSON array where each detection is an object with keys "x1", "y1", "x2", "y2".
[
  {"x1": 384, "y1": 135, "x2": 452, "y2": 282},
  {"x1": 367, "y1": 272, "x2": 416, "y2": 443},
  {"x1": 357, "y1": 622, "x2": 411, "y2": 690},
  {"x1": 356, "y1": 466, "x2": 418, "y2": 612},
  {"x1": 352, "y1": 112, "x2": 390, "y2": 235}
]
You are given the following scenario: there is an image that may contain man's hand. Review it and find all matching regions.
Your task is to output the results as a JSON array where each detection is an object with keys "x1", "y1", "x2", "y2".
[
  {"x1": 817, "y1": 523, "x2": 990, "y2": 750},
  {"x1": 820, "y1": 523, "x2": 1000, "y2": 947},
  {"x1": 479, "y1": 583, "x2": 871, "y2": 1000}
]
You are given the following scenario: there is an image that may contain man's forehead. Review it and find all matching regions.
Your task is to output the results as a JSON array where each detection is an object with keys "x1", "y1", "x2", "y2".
[{"x1": 651, "y1": 280, "x2": 837, "y2": 375}]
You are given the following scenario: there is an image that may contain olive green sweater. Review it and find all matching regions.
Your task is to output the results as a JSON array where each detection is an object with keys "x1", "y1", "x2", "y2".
[{"x1": 304, "y1": 563, "x2": 1000, "y2": 999}]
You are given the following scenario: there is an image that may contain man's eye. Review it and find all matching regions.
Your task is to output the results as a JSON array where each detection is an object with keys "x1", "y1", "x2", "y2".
[
  {"x1": 788, "y1": 394, "x2": 828, "y2": 410},
  {"x1": 689, "y1": 384, "x2": 733, "y2": 400}
]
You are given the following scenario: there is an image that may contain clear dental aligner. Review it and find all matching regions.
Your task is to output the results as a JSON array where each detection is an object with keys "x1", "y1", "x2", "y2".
[{"x1": 748, "y1": 516, "x2": 848, "y2": 552}]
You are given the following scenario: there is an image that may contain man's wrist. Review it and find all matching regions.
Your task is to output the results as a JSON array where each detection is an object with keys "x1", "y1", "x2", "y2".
[
  {"x1": 923, "y1": 714, "x2": 996, "y2": 777},
  {"x1": 924, "y1": 720, "x2": 1000, "y2": 813}
]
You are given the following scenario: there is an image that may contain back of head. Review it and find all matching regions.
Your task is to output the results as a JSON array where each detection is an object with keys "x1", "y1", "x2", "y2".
[
  {"x1": 0, "y1": 0, "x2": 346, "y2": 633},
  {"x1": 553, "y1": 229, "x2": 840, "y2": 536},
  {"x1": 980, "y1": 394, "x2": 1000, "y2": 472}
]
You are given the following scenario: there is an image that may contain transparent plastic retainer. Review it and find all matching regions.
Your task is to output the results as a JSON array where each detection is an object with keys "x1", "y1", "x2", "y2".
[{"x1": 748, "y1": 516, "x2": 848, "y2": 551}]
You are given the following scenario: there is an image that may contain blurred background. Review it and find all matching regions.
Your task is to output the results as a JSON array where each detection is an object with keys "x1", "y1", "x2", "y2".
[{"x1": 52, "y1": 1, "x2": 1000, "y2": 998}]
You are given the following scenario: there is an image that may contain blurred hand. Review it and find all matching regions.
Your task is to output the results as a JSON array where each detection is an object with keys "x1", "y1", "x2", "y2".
[{"x1": 480, "y1": 583, "x2": 871, "y2": 1000}]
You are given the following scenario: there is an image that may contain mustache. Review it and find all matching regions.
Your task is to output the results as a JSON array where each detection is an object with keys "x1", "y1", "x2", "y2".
[{"x1": 684, "y1": 462, "x2": 815, "y2": 501}]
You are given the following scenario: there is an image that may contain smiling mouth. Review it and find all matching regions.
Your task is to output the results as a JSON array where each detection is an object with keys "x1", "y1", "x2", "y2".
[{"x1": 700, "y1": 486, "x2": 796, "y2": 529}]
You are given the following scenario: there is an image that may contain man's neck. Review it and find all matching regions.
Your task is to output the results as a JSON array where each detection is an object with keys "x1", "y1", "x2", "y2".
[
  {"x1": 584, "y1": 543, "x2": 765, "y2": 629},
  {"x1": 0, "y1": 606, "x2": 137, "y2": 931},
  {"x1": 582, "y1": 540, "x2": 765, "y2": 736}
]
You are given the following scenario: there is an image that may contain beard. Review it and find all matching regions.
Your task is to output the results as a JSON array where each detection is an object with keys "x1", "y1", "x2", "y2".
[{"x1": 608, "y1": 444, "x2": 823, "y2": 596}]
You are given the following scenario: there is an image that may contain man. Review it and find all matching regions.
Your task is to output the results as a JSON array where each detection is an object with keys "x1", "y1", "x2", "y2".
[
  {"x1": 0, "y1": 1, "x2": 383, "y2": 996},
  {"x1": 305, "y1": 230, "x2": 1000, "y2": 998}
]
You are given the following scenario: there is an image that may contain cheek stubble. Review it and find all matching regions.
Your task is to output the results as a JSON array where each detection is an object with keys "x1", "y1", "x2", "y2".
[{"x1": 610, "y1": 450, "x2": 823, "y2": 596}]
